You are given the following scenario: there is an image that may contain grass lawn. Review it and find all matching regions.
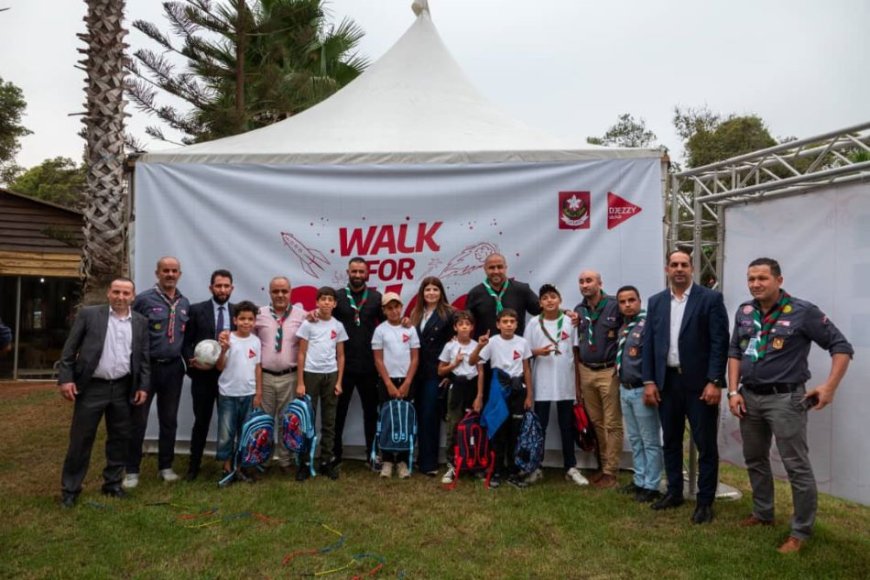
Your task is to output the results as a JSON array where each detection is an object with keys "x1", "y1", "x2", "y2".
[{"x1": 1, "y1": 381, "x2": 868, "y2": 579}]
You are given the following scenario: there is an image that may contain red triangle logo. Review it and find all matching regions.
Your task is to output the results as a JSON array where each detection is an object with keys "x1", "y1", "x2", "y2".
[{"x1": 607, "y1": 192, "x2": 642, "y2": 230}]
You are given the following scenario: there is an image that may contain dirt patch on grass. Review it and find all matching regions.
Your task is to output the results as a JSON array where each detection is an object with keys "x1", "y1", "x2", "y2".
[{"x1": 0, "y1": 380, "x2": 56, "y2": 400}]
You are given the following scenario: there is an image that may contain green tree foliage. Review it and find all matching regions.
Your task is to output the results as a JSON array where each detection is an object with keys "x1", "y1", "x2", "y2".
[
  {"x1": 673, "y1": 106, "x2": 777, "y2": 168},
  {"x1": 127, "y1": 0, "x2": 367, "y2": 144},
  {"x1": 8, "y1": 157, "x2": 87, "y2": 209},
  {"x1": 587, "y1": 113, "x2": 658, "y2": 148},
  {"x1": 0, "y1": 76, "x2": 32, "y2": 166}
]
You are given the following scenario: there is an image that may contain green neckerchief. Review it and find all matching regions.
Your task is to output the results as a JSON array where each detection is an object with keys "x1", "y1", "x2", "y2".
[
  {"x1": 270, "y1": 305, "x2": 291, "y2": 352},
  {"x1": 537, "y1": 312, "x2": 565, "y2": 355},
  {"x1": 616, "y1": 310, "x2": 646, "y2": 373},
  {"x1": 483, "y1": 278, "x2": 510, "y2": 315},
  {"x1": 345, "y1": 285, "x2": 368, "y2": 327},
  {"x1": 582, "y1": 292, "x2": 608, "y2": 346},
  {"x1": 752, "y1": 291, "x2": 791, "y2": 361}
]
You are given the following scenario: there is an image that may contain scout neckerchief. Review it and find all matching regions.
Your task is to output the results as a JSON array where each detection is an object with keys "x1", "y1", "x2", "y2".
[
  {"x1": 271, "y1": 304, "x2": 291, "y2": 352},
  {"x1": 483, "y1": 278, "x2": 510, "y2": 315},
  {"x1": 345, "y1": 286, "x2": 368, "y2": 327},
  {"x1": 537, "y1": 312, "x2": 565, "y2": 355},
  {"x1": 582, "y1": 292, "x2": 608, "y2": 347},
  {"x1": 751, "y1": 291, "x2": 791, "y2": 361},
  {"x1": 156, "y1": 286, "x2": 182, "y2": 344},
  {"x1": 616, "y1": 309, "x2": 646, "y2": 373}
]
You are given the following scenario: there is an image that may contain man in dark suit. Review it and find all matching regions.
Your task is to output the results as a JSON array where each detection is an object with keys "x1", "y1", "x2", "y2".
[
  {"x1": 642, "y1": 250, "x2": 729, "y2": 523},
  {"x1": 181, "y1": 269, "x2": 234, "y2": 480},
  {"x1": 58, "y1": 278, "x2": 150, "y2": 507}
]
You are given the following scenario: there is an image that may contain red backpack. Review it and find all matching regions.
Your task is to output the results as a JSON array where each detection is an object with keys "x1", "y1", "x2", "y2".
[
  {"x1": 446, "y1": 411, "x2": 496, "y2": 489},
  {"x1": 573, "y1": 402, "x2": 597, "y2": 453}
]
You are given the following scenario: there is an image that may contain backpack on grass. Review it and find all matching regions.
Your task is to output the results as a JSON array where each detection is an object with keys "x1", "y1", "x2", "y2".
[
  {"x1": 514, "y1": 410, "x2": 545, "y2": 475},
  {"x1": 218, "y1": 408, "x2": 274, "y2": 487},
  {"x1": 282, "y1": 395, "x2": 318, "y2": 477},
  {"x1": 371, "y1": 399, "x2": 417, "y2": 473},
  {"x1": 446, "y1": 411, "x2": 495, "y2": 489}
]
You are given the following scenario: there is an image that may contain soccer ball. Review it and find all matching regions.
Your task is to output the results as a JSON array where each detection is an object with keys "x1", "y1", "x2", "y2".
[{"x1": 193, "y1": 339, "x2": 222, "y2": 369}]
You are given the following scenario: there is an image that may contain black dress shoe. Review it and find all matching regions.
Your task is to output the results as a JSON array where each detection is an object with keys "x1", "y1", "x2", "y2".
[
  {"x1": 61, "y1": 494, "x2": 78, "y2": 508},
  {"x1": 296, "y1": 463, "x2": 310, "y2": 482},
  {"x1": 651, "y1": 492, "x2": 685, "y2": 510},
  {"x1": 692, "y1": 504, "x2": 714, "y2": 524},
  {"x1": 635, "y1": 488, "x2": 662, "y2": 503},
  {"x1": 101, "y1": 487, "x2": 128, "y2": 499},
  {"x1": 185, "y1": 469, "x2": 199, "y2": 482}
]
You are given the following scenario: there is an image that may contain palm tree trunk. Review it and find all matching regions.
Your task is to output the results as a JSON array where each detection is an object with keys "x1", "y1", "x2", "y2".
[{"x1": 79, "y1": 0, "x2": 129, "y2": 304}]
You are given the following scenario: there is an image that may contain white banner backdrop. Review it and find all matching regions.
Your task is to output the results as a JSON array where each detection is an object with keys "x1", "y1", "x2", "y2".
[
  {"x1": 135, "y1": 159, "x2": 664, "y2": 463},
  {"x1": 720, "y1": 182, "x2": 870, "y2": 505}
]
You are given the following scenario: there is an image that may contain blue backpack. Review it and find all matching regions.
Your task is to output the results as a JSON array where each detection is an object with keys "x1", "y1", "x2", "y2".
[
  {"x1": 514, "y1": 410, "x2": 545, "y2": 474},
  {"x1": 219, "y1": 408, "x2": 274, "y2": 487},
  {"x1": 371, "y1": 400, "x2": 417, "y2": 473},
  {"x1": 281, "y1": 395, "x2": 318, "y2": 477}
]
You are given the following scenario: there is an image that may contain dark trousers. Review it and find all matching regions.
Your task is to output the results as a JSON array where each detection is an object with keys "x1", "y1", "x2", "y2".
[
  {"x1": 61, "y1": 377, "x2": 132, "y2": 497},
  {"x1": 128, "y1": 357, "x2": 184, "y2": 473},
  {"x1": 535, "y1": 400, "x2": 576, "y2": 470},
  {"x1": 659, "y1": 368, "x2": 720, "y2": 505},
  {"x1": 188, "y1": 369, "x2": 220, "y2": 472},
  {"x1": 493, "y1": 383, "x2": 527, "y2": 476},
  {"x1": 333, "y1": 370, "x2": 379, "y2": 460},
  {"x1": 415, "y1": 376, "x2": 443, "y2": 473}
]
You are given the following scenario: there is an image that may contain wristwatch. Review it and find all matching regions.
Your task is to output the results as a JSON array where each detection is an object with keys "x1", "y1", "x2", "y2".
[
  {"x1": 727, "y1": 387, "x2": 742, "y2": 400},
  {"x1": 707, "y1": 378, "x2": 724, "y2": 389}
]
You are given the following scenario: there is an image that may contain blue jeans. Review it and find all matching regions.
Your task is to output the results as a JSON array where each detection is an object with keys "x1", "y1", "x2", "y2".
[
  {"x1": 216, "y1": 395, "x2": 253, "y2": 462},
  {"x1": 620, "y1": 385, "x2": 663, "y2": 491},
  {"x1": 534, "y1": 400, "x2": 576, "y2": 470}
]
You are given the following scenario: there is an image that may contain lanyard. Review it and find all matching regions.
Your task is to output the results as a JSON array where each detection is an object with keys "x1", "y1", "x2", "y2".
[
  {"x1": 537, "y1": 313, "x2": 565, "y2": 355},
  {"x1": 483, "y1": 278, "x2": 510, "y2": 314},
  {"x1": 751, "y1": 292, "x2": 791, "y2": 361},
  {"x1": 345, "y1": 286, "x2": 368, "y2": 327},
  {"x1": 616, "y1": 310, "x2": 645, "y2": 373},
  {"x1": 271, "y1": 305, "x2": 291, "y2": 352}
]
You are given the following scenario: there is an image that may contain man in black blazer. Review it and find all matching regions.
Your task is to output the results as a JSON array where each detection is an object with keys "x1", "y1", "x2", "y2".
[
  {"x1": 642, "y1": 250, "x2": 729, "y2": 523},
  {"x1": 58, "y1": 278, "x2": 150, "y2": 507},
  {"x1": 181, "y1": 269, "x2": 234, "y2": 480}
]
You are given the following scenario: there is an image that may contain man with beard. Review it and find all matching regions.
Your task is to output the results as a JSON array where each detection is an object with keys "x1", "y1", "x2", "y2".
[
  {"x1": 126, "y1": 256, "x2": 190, "y2": 487},
  {"x1": 181, "y1": 269, "x2": 234, "y2": 480},
  {"x1": 332, "y1": 257, "x2": 383, "y2": 466}
]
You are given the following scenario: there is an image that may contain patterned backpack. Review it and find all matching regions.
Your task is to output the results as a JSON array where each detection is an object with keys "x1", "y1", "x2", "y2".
[
  {"x1": 371, "y1": 400, "x2": 417, "y2": 473},
  {"x1": 514, "y1": 410, "x2": 545, "y2": 475},
  {"x1": 446, "y1": 411, "x2": 495, "y2": 489},
  {"x1": 281, "y1": 395, "x2": 318, "y2": 477},
  {"x1": 218, "y1": 408, "x2": 273, "y2": 487}
]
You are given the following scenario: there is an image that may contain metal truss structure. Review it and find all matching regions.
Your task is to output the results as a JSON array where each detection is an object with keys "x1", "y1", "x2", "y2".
[{"x1": 666, "y1": 121, "x2": 870, "y2": 285}]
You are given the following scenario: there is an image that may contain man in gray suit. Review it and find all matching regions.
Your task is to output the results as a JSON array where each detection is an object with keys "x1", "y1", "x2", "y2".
[{"x1": 58, "y1": 278, "x2": 150, "y2": 507}]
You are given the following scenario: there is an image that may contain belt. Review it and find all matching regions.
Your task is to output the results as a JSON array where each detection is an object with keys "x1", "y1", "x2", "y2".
[
  {"x1": 666, "y1": 366, "x2": 682, "y2": 374},
  {"x1": 91, "y1": 375, "x2": 131, "y2": 384},
  {"x1": 743, "y1": 383, "x2": 801, "y2": 395},
  {"x1": 582, "y1": 361, "x2": 615, "y2": 370},
  {"x1": 152, "y1": 357, "x2": 180, "y2": 364},
  {"x1": 263, "y1": 367, "x2": 296, "y2": 376}
]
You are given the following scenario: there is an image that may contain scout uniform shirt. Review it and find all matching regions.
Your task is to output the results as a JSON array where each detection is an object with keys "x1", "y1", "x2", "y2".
[
  {"x1": 574, "y1": 293, "x2": 621, "y2": 365},
  {"x1": 133, "y1": 286, "x2": 190, "y2": 360},
  {"x1": 728, "y1": 292, "x2": 853, "y2": 386},
  {"x1": 616, "y1": 314, "x2": 646, "y2": 388}
]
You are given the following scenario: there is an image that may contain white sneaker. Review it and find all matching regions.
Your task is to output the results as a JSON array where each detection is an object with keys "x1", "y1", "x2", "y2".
[
  {"x1": 526, "y1": 468, "x2": 544, "y2": 484},
  {"x1": 380, "y1": 461, "x2": 394, "y2": 479},
  {"x1": 565, "y1": 467, "x2": 590, "y2": 486},
  {"x1": 441, "y1": 466, "x2": 456, "y2": 485},
  {"x1": 122, "y1": 473, "x2": 139, "y2": 489},
  {"x1": 397, "y1": 462, "x2": 411, "y2": 479},
  {"x1": 159, "y1": 468, "x2": 180, "y2": 483}
]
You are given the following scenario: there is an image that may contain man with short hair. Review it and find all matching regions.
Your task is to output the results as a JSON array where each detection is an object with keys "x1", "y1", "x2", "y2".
[
  {"x1": 58, "y1": 278, "x2": 150, "y2": 507},
  {"x1": 642, "y1": 249, "x2": 729, "y2": 524},
  {"x1": 254, "y1": 276, "x2": 308, "y2": 474},
  {"x1": 181, "y1": 269, "x2": 234, "y2": 480},
  {"x1": 574, "y1": 270, "x2": 623, "y2": 489},
  {"x1": 333, "y1": 257, "x2": 383, "y2": 465},
  {"x1": 727, "y1": 257, "x2": 852, "y2": 553},
  {"x1": 126, "y1": 256, "x2": 190, "y2": 487},
  {"x1": 465, "y1": 253, "x2": 541, "y2": 339}
]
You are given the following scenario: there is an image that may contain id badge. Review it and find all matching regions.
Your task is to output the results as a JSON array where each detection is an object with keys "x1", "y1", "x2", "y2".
[{"x1": 744, "y1": 336, "x2": 759, "y2": 358}]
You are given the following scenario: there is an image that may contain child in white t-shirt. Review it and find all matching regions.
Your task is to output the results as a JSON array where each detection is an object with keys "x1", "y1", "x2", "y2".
[
  {"x1": 470, "y1": 308, "x2": 533, "y2": 488},
  {"x1": 438, "y1": 310, "x2": 483, "y2": 485},
  {"x1": 215, "y1": 301, "x2": 263, "y2": 480},
  {"x1": 524, "y1": 284, "x2": 588, "y2": 486},
  {"x1": 371, "y1": 292, "x2": 420, "y2": 479},
  {"x1": 296, "y1": 286, "x2": 349, "y2": 481}
]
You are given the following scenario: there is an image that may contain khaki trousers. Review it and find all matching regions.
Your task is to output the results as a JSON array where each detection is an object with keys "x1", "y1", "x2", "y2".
[
  {"x1": 579, "y1": 365, "x2": 623, "y2": 475},
  {"x1": 261, "y1": 371, "x2": 297, "y2": 467}
]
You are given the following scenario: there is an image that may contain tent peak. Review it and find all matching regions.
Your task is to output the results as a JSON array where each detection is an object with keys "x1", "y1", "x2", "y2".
[{"x1": 411, "y1": 0, "x2": 430, "y2": 17}]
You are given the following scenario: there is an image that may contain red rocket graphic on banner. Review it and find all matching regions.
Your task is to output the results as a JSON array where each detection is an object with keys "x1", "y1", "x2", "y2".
[{"x1": 607, "y1": 192, "x2": 642, "y2": 230}]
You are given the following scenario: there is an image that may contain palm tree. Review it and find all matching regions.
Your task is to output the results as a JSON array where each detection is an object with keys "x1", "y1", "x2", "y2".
[
  {"x1": 79, "y1": 0, "x2": 129, "y2": 304},
  {"x1": 127, "y1": 0, "x2": 367, "y2": 144}
]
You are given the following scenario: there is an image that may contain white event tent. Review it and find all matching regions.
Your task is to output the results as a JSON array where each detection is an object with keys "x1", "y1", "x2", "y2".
[{"x1": 136, "y1": 3, "x2": 664, "y2": 459}]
